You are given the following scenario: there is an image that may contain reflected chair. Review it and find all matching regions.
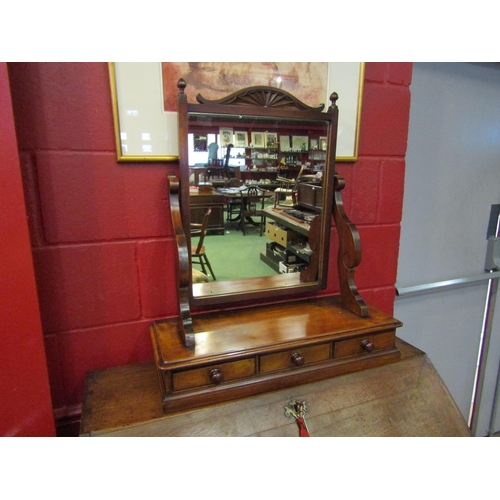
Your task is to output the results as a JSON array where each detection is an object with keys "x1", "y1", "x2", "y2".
[
  {"x1": 191, "y1": 208, "x2": 216, "y2": 280},
  {"x1": 226, "y1": 166, "x2": 243, "y2": 223},
  {"x1": 239, "y1": 186, "x2": 266, "y2": 236},
  {"x1": 207, "y1": 142, "x2": 219, "y2": 164},
  {"x1": 205, "y1": 142, "x2": 220, "y2": 180},
  {"x1": 207, "y1": 144, "x2": 233, "y2": 180},
  {"x1": 274, "y1": 165, "x2": 305, "y2": 207}
]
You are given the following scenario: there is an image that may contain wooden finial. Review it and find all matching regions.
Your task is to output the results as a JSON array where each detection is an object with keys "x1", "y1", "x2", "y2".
[
  {"x1": 330, "y1": 92, "x2": 339, "y2": 106},
  {"x1": 177, "y1": 78, "x2": 186, "y2": 93}
]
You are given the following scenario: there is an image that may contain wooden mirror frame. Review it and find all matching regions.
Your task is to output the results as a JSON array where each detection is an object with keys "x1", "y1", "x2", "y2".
[
  {"x1": 179, "y1": 79, "x2": 337, "y2": 298},
  {"x1": 170, "y1": 78, "x2": 367, "y2": 346}
]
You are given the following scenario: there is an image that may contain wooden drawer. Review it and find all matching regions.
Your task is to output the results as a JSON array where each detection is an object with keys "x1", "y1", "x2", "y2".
[
  {"x1": 265, "y1": 221, "x2": 296, "y2": 247},
  {"x1": 334, "y1": 331, "x2": 395, "y2": 359},
  {"x1": 260, "y1": 343, "x2": 330, "y2": 373},
  {"x1": 173, "y1": 358, "x2": 256, "y2": 391}
]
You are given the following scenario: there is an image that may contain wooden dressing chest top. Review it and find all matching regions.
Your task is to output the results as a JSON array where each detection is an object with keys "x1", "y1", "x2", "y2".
[{"x1": 150, "y1": 296, "x2": 401, "y2": 414}]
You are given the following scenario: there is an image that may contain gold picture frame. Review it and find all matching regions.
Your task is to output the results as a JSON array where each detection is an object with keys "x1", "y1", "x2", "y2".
[
  {"x1": 280, "y1": 135, "x2": 291, "y2": 152},
  {"x1": 292, "y1": 136, "x2": 309, "y2": 151},
  {"x1": 109, "y1": 62, "x2": 365, "y2": 162},
  {"x1": 251, "y1": 131, "x2": 265, "y2": 148},
  {"x1": 219, "y1": 127, "x2": 233, "y2": 147},
  {"x1": 234, "y1": 131, "x2": 248, "y2": 148},
  {"x1": 265, "y1": 132, "x2": 278, "y2": 148}
]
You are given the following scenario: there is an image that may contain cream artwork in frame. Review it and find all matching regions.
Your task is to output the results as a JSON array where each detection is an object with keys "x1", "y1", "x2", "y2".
[
  {"x1": 109, "y1": 62, "x2": 365, "y2": 162},
  {"x1": 234, "y1": 131, "x2": 248, "y2": 148},
  {"x1": 251, "y1": 132, "x2": 265, "y2": 148}
]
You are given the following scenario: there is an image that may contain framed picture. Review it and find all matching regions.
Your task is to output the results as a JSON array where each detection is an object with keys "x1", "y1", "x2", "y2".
[
  {"x1": 251, "y1": 132, "x2": 265, "y2": 148},
  {"x1": 109, "y1": 62, "x2": 364, "y2": 162},
  {"x1": 219, "y1": 127, "x2": 233, "y2": 147},
  {"x1": 292, "y1": 136, "x2": 309, "y2": 151},
  {"x1": 234, "y1": 131, "x2": 248, "y2": 148},
  {"x1": 279, "y1": 135, "x2": 291, "y2": 152},
  {"x1": 193, "y1": 134, "x2": 207, "y2": 152},
  {"x1": 109, "y1": 62, "x2": 178, "y2": 162},
  {"x1": 265, "y1": 132, "x2": 278, "y2": 148},
  {"x1": 319, "y1": 137, "x2": 327, "y2": 151}
]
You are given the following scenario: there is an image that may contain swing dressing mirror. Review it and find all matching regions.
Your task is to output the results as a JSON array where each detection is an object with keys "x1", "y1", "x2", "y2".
[
  {"x1": 176, "y1": 79, "x2": 339, "y2": 308},
  {"x1": 150, "y1": 79, "x2": 401, "y2": 414}
]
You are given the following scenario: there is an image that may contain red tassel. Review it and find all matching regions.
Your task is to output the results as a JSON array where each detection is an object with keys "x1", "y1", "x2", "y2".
[
  {"x1": 297, "y1": 416, "x2": 310, "y2": 437},
  {"x1": 285, "y1": 398, "x2": 310, "y2": 437}
]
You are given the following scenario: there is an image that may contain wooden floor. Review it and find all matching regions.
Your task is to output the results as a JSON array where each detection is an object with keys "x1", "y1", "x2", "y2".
[{"x1": 80, "y1": 339, "x2": 471, "y2": 437}]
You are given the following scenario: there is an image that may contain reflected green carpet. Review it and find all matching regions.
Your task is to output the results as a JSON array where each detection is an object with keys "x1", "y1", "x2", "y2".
[{"x1": 193, "y1": 222, "x2": 277, "y2": 281}]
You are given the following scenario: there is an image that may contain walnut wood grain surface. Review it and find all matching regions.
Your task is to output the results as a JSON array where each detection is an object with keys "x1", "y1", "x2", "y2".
[
  {"x1": 80, "y1": 339, "x2": 471, "y2": 437},
  {"x1": 151, "y1": 295, "x2": 401, "y2": 367},
  {"x1": 192, "y1": 273, "x2": 311, "y2": 299}
]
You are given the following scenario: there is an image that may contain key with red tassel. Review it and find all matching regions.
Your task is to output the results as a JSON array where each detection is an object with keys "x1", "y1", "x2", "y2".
[{"x1": 284, "y1": 398, "x2": 310, "y2": 437}]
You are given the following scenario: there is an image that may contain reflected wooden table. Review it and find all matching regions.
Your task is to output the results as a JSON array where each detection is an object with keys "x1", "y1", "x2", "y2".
[
  {"x1": 189, "y1": 187, "x2": 225, "y2": 235},
  {"x1": 189, "y1": 166, "x2": 208, "y2": 186},
  {"x1": 218, "y1": 187, "x2": 273, "y2": 229}
]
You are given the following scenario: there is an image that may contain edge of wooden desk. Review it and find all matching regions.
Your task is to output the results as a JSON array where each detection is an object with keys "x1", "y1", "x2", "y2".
[{"x1": 80, "y1": 338, "x2": 429, "y2": 437}]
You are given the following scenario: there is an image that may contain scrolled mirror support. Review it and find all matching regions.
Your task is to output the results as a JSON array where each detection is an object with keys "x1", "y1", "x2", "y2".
[
  {"x1": 333, "y1": 174, "x2": 368, "y2": 317},
  {"x1": 167, "y1": 173, "x2": 195, "y2": 347}
]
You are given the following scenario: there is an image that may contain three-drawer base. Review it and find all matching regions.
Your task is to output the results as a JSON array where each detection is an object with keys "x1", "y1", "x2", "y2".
[{"x1": 150, "y1": 296, "x2": 402, "y2": 414}]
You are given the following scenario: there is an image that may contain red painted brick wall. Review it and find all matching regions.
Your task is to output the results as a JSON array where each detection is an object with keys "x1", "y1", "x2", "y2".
[
  {"x1": 7, "y1": 62, "x2": 412, "y2": 426},
  {"x1": 0, "y1": 63, "x2": 55, "y2": 436},
  {"x1": 336, "y1": 63, "x2": 411, "y2": 313}
]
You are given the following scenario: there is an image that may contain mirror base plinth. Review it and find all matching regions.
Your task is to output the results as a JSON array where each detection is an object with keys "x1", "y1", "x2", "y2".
[{"x1": 150, "y1": 295, "x2": 401, "y2": 414}]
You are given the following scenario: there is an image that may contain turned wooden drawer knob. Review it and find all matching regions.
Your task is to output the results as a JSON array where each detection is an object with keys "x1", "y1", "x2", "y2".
[
  {"x1": 209, "y1": 368, "x2": 224, "y2": 385},
  {"x1": 291, "y1": 352, "x2": 305, "y2": 366},
  {"x1": 361, "y1": 339, "x2": 375, "y2": 353}
]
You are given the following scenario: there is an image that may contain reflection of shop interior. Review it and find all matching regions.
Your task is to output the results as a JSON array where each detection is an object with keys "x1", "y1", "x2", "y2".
[
  {"x1": 189, "y1": 122, "x2": 328, "y2": 190},
  {"x1": 191, "y1": 184, "x2": 320, "y2": 282},
  {"x1": 189, "y1": 125, "x2": 326, "y2": 282}
]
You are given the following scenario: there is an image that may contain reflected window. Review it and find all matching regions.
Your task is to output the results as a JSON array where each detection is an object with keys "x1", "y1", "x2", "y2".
[{"x1": 188, "y1": 133, "x2": 245, "y2": 167}]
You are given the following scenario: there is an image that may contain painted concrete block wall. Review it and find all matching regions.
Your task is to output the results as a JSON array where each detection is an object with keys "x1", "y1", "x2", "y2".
[{"x1": 0, "y1": 63, "x2": 55, "y2": 436}]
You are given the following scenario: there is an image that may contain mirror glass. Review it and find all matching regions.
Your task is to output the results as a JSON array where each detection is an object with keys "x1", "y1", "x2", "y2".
[{"x1": 186, "y1": 111, "x2": 331, "y2": 302}]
